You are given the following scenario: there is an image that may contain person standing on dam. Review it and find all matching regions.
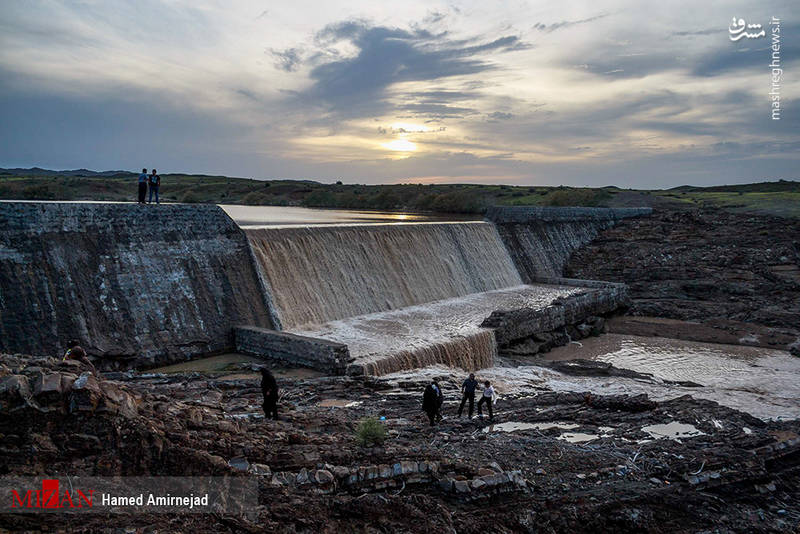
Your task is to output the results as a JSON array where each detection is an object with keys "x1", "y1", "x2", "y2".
[
  {"x1": 457, "y1": 373, "x2": 479, "y2": 418},
  {"x1": 137, "y1": 168, "x2": 148, "y2": 204},
  {"x1": 422, "y1": 378, "x2": 443, "y2": 426},
  {"x1": 148, "y1": 168, "x2": 161, "y2": 204},
  {"x1": 261, "y1": 368, "x2": 279, "y2": 420},
  {"x1": 476, "y1": 381, "x2": 495, "y2": 421}
]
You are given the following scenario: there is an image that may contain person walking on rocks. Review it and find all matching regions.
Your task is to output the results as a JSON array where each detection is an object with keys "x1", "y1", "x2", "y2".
[
  {"x1": 261, "y1": 368, "x2": 279, "y2": 420},
  {"x1": 137, "y1": 168, "x2": 148, "y2": 204},
  {"x1": 457, "y1": 373, "x2": 479, "y2": 418},
  {"x1": 422, "y1": 379, "x2": 442, "y2": 426},
  {"x1": 148, "y1": 168, "x2": 161, "y2": 204},
  {"x1": 477, "y1": 380, "x2": 495, "y2": 421}
]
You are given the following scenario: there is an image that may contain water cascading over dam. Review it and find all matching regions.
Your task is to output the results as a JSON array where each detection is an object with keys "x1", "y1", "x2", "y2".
[
  {"x1": 246, "y1": 222, "x2": 524, "y2": 329},
  {"x1": 245, "y1": 222, "x2": 582, "y2": 374}
]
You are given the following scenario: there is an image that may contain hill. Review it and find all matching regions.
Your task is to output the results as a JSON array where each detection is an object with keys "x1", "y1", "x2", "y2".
[{"x1": 0, "y1": 168, "x2": 797, "y2": 217}]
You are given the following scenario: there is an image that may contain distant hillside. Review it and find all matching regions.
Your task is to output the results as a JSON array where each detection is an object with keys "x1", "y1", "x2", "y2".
[
  {"x1": 0, "y1": 168, "x2": 797, "y2": 217},
  {"x1": 669, "y1": 180, "x2": 800, "y2": 193}
]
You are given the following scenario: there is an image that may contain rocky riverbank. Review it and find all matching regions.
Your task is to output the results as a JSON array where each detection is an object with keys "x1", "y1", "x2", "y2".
[
  {"x1": 565, "y1": 208, "x2": 800, "y2": 355},
  {"x1": 2, "y1": 354, "x2": 798, "y2": 533}
]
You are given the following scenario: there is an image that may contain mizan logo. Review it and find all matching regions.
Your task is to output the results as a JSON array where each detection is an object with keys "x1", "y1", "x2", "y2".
[{"x1": 11, "y1": 479, "x2": 94, "y2": 509}]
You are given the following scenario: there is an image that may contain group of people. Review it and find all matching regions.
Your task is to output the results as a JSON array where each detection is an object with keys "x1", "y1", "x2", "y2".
[
  {"x1": 259, "y1": 370, "x2": 495, "y2": 427},
  {"x1": 422, "y1": 374, "x2": 496, "y2": 426},
  {"x1": 137, "y1": 168, "x2": 161, "y2": 204}
]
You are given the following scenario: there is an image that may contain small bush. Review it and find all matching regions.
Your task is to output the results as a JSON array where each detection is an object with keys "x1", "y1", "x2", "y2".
[
  {"x1": 180, "y1": 191, "x2": 201, "y2": 203},
  {"x1": 242, "y1": 191, "x2": 266, "y2": 205},
  {"x1": 355, "y1": 417, "x2": 387, "y2": 447}
]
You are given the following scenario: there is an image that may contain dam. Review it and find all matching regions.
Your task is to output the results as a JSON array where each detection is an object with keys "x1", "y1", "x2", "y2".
[{"x1": 0, "y1": 202, "x2": 649, "y2": 374}]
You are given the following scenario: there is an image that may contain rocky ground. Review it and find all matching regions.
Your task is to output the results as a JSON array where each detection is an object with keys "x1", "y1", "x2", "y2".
[
  {"x1": 565, "y1": 208, "x2": 800, "y2": 355},
  {"x1": 2, "y1": 354, "x2": 799, "y2": 533}
]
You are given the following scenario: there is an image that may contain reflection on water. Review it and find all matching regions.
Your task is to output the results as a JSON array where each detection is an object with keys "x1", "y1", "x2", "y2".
[
  {"x1": 220, "y1": 205, "x2": 479, "y2": 228},
  {"x1": 642, "y1": 422, "x2": 705, "y2": 440},
  {"x1": 484, "y1": 421, "x2": 579, "y2": 433},
  {"x1": 483, "y1": 421, "x2": 611, "y2": 443}
]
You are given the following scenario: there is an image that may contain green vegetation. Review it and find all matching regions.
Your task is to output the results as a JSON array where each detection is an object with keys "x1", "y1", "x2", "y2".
[
  {"x1": 354, "y1": 417, "x2": 387, "y2": 447},
  {"x1": 0, "y1": 168, "x2": 797, "y2": 217}
]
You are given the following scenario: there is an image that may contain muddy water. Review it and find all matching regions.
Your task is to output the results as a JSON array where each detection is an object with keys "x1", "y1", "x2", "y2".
[
  {"x1": 293, "y1": 284, "x2": 581, "y2": 375},
  {"x1": 542, "y1": 334, "x2": 800, "y2": 420},
  {"x1": 148, "y1": 353, "x2": 323, "y2": 380}
]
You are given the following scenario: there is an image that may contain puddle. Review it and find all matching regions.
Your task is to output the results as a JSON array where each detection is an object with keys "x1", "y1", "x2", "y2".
[
  {"x1": 484, "y1": 421, "x2": 613, "y2": 444},
  {"x1": 642, "y1": 422, "x2": 706, "y2": 440},
  {"x1": 483, "y1": 421, "x2": 579, "y2": 433},
  {"x1": 561, "y1": 432, "x2": 601, "y2": 443},
  {"x1": 148, "y1": 353, "x2": 324, "y2": 379},
  {"x1": 319, "y1": 399, "x2": 362, "y2": 408}
]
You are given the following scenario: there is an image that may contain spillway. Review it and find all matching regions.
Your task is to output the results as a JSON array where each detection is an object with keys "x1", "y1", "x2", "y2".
[
  {"x1": 293, "y1": 284, "x2": 583, "y2": 375},
  {"x1": 246, "y1": 222, "x2": 523, "y2": 329},
  {"x1": 245, "y1": 221, "x2": 593, "y2": 375}
]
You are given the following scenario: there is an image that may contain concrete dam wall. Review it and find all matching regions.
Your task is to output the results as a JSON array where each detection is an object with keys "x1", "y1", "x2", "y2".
[
  {"x1": 0, "y1": 202, "x2": 647, "y2": 373},
  {"x1": 486, "y1": 207, "x2": 652, "y2": 281},
  {"x1": 246, "y1": 222, "x2": 523, "y2": 329},
  {"x1": 0, "y1": 202, "x2": 273, "y2": 368}
]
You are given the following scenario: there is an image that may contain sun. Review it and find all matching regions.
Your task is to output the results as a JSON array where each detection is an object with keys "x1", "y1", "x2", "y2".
[{"x1": 382, "y1": 139, "x2": 417, "y2": 152}]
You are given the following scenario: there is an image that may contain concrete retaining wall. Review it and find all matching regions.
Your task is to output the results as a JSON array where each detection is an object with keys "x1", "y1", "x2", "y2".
[
  {"x1": 234, "y1": 325, "x2": 351, "y2": 374},
  {"x1": 485, "y1": 206, "x2": 652, "y2": 223},
  {"x1": 486, "y1": 206, "x2": 651, "y2": 281},
  {"x1": 0, "y1": 202, "x2": 274, "y2": 368},
  {"x1": 481, "y1": 279, "x2": 629, "y2": 346}
]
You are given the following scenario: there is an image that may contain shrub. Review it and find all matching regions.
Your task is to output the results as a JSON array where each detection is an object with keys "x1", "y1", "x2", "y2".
[
  {"x1": 180, "y1": 191, "x2": 201, "y2": 203},
  {"x1": 242, "y1": 191, "x2": 266, "y2": 205},
  {"x1": 355, "y1": 417, "x2": 387, "y2": 447},
  {"x1": 544, "y1": 188, "x2": 612, "y2": 207}
]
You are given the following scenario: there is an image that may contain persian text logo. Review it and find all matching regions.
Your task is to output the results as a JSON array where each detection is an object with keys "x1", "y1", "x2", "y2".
[
  {"x1": 729, "y1": 17, "x2": 766, "y2": 40},
  {"x1": 11, "y1": 479, "x2": 94, "y2": 509}
]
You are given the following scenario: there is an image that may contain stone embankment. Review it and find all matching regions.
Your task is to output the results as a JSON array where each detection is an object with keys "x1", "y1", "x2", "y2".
[{"x1": 234, "y1": 325, "x2": 352, "y2": 374}]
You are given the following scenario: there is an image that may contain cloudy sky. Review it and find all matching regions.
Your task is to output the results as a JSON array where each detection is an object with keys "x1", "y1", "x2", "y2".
[{"x1": 0, "y1": 1, "x2": 796, "y2": 187}]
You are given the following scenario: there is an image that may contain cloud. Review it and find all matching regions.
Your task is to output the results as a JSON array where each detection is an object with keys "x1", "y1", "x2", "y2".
[
  {"x1": 270, "y1": 47, "x2": 303, "y2": 72},
  {"x1": 532, "y1": 14, "x2": 609, "y2": 33},
  {"x1": 487, "y1": 111, "x2": 513, "y2": 120},
  {"x1": 291, "y1": 19, "x2": 527, "y2": 116}
]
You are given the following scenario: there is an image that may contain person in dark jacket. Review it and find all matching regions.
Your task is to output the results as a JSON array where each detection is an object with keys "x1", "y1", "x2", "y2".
[
  {"x1": 148, "y1": 168, "x2": 161, "y2": 204},
  {"x1": 457, "y1": 373, "x2": 479, "y2": 418},
  {"x1": 422, "y1": 378, "x2": 443, "y2": 426},
  {"x1": 261, "y1": 368, "x2": 279, "y2": 420},
  {"x1": 63, "y1": 339, "x2": 96, "y2": 372},
  {"x1": 137, "y1": 168, "x2": 148, "y2": 203}
]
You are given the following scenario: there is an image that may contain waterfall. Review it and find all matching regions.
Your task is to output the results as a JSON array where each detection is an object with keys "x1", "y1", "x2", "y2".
[
  {"x1": 358, "y1": 330, "x2": 498, "y2": 376},
  {"x1": 246, "y1": 222, "x2": 523, "y2": 329}
]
